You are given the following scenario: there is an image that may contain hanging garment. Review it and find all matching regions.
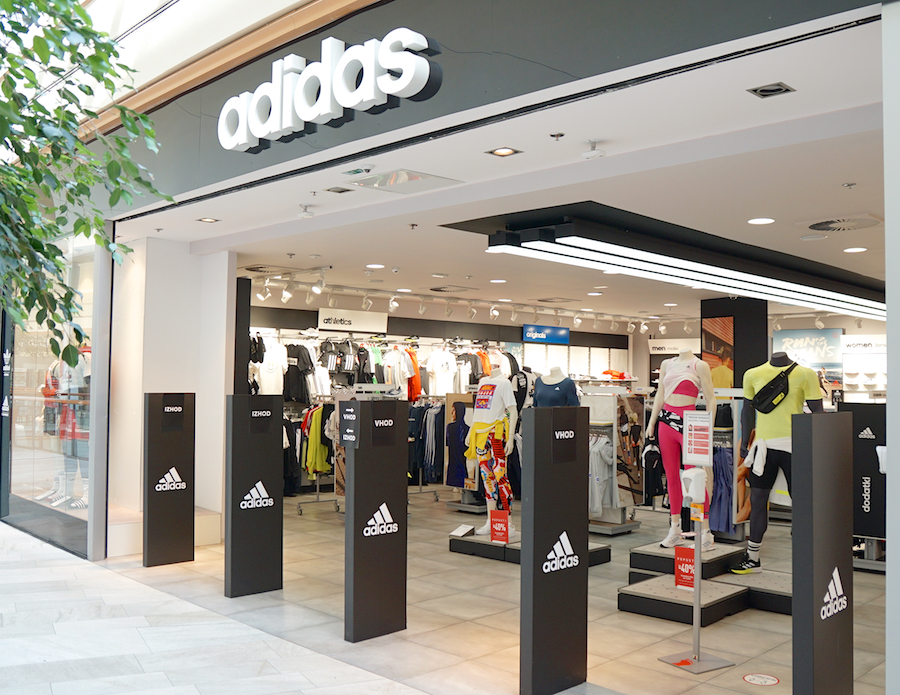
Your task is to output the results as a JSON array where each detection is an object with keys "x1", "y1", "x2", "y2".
[
  {"x1": 710, "y1": 446, "x2": 736, "y2": 534},
  {"x1": 406, "y1": 348, "x2": 423, "y2": 400},
  {"x1": 408, "y1": 404, "x2": 428, "y2": 485},
  {"x1": 507, "y1": 433, "x2": 523, "y2": 500},
  {"x1": 426, "y1": 349, "x2": 457, "y2": 396},
  {"x1": 445, "y1": 402, "x2": 470, "y2": 488},
  {"x1": 589, "y1": 434, "x2": 618, "y2": 515},
  {"x1": 422, "y1": 403, "x2": 445, "y2": 483}
]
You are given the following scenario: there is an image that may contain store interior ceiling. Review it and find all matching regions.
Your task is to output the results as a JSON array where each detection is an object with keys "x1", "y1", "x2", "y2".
[{"x1": 115, "y1": 10, "x2": 885, "y2": 327}]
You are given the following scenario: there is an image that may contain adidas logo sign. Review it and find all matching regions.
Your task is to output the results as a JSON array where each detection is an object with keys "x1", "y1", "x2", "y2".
[
  {"x1": 858, "y1": 427, "x2": 876, "y2": 440},
  {"x1": 155, "y1": 467, "x2": 187, "y2": 491},
  {"x1": 542, "y1": 531, "x2": 580, "y2": 573},
  {"x1": 820, "y1": 567, "x2": 848, "y2": 620},
  {"x1": 240, "y1": 481, "x2": 274, "y2": 509},
  {"x1": 363, "y1": 503, "x2": 399, "y2": 536}
]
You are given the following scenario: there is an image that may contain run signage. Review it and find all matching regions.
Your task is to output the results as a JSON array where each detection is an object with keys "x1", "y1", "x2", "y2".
[{"x1": 523, "y1": 324, "x2": 570, "y2": 344}]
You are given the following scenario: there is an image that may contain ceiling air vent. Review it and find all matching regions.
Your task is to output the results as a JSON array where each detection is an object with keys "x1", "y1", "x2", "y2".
[
  {"x1": 429, "y1": 285, "x2": 478, "y2": 293},
  {"x1": 747, "y1": 82, "x2": 795, "y2": 99},
  {"x1": 536, "y1": 297, "x2": 577, "y2": 304},
  {"x1": 325, "y1": 187, "x2": 353, "y2": 194},
  {"x1": 806, "y1": 217, "x2": 881, "y2": 232}
]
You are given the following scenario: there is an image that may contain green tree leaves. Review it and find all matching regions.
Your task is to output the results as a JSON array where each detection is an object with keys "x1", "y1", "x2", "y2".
[{"x1": 0, "y1": 1, "x2": 171, "y2": 365}]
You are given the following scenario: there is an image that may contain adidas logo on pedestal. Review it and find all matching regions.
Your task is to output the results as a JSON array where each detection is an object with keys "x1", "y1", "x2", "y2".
[
  {"x1": 542, "y1": 531, "x2": 580, "y2": 573},
  {"x1": 363, "y1": 503, "x2": 399, "y2": 536},
  {"x1": 858, "y1": 427, "x2": 876, "y2": 440},
  {"x1": 240, "y1": 481, "x2": 274, "y2": 509},
  {"x1": 155, "y1": 467, "x2": 187, "y2": 491},
  {"x1": 820, "y1": 567, "x2": 848, "y2": 620}
]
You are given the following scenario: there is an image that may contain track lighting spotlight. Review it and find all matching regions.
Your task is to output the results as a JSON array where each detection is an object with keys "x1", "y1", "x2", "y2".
[
  {"x1": 299, "y1": 205, "x2": 314, "y2": 219},
  {"x1": 361, "y1": 294, "x2": 373, "y2": 311},
  {"x1": 468, "y1": 303, "x2": 477, "y2": 320},
  {"x1": 773, "y1": 319, "x2": 782, "y2": 331},
  {"x1": 312, "y1": 276, "x2": 326, "y2": 294},
  {"x1": 855, "y1": 318, "x2": 863, "y2": 328},
  {"x1": 533, "y1": 308, "x2": 539, "y2": 324},
  {"x1": 609, "y1": 318, "x2": 619, "y2": 331},
  {"x1": 814, "y1": 316, "x2": 825, "y2": 329},
  {"x1": 490, "y1": 305, "x2": 499, "y2": 321},
  {"x1": 627, "y1": 321, "x2": 635, "y2": 333},
  {"x1": 281, "y1": 282, "x2": 295, "y2": 304},
  {"x1": 445, "y1": 301, "x2": 454, "y2": 318},
  {"x1": 639, "y1": 321, "x2": 649, "y2": 334},
  {"x1": 658, "y1": 322, "x2": 667, "y2": 335},
  {"x1": 683, "y1": 321, "x2": 692, "y2": 334},
  {"x1": 555, "y1": 310, "x2": 563, "y2": 327},
  {"x1": 573, "y1": 313, "x2": 582, "y2": 327},
  {"x1": 418, "y1": 300, "x2": 428, "y2": 316},
  {"x1": 256, "y1": 281, "x2": 271, "y2": 302},
  {"x1": 592, "y1": 316, "x2": 601, "y2": 330},
  {"x1": 305, "y1": 291, "x2": 315, "y2": 306},
  {"x1": 388, "y1": 296, "x2": 399, "y2": 313},
  {"x1": 327, "y1": 292, "x2": 338, "y2": 308},
  {"x1": 510, "y1": 306, "x2": 519, "y2": 322}
]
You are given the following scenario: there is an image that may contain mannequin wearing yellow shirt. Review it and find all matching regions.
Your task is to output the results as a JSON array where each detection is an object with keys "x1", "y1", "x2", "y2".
[{"x1": 731, "y1": 352, "x2": 823, "y2": 574}]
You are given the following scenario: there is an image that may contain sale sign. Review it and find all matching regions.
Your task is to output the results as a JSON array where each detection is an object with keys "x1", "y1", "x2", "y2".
[
  {"x1": 675, "y1": 545, "x2": 695, "y2": 590},
  {"x1": 683, "y1": 410, "x2": 713, "y2": 467},
  {"x1": 490, "y1": 509, "x2": 509, "y2": 544}
]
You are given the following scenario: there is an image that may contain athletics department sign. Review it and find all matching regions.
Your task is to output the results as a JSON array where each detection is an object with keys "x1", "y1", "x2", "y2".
[{"x1": 217, "y1": 28, "x2": 440, "y2": 152}]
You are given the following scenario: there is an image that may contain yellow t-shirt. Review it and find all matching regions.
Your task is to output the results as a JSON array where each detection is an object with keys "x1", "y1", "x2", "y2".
[
  {"x1": 743, "y1": 362, "x2": 821, "y2": 440},
  {"x1": 710, "y1": 364, "x2": 734, "y2": 389}
]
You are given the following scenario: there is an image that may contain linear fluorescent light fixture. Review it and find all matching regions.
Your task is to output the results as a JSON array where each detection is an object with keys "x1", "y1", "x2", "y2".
[{"x1": 487, "y1": 236, "x2": 885, "y2": 321}]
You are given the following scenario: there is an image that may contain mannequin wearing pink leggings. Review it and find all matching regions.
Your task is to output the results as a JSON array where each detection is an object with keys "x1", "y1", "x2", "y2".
[{"x1": 657, "y1": 403, "x2": 709, "y2": 514}]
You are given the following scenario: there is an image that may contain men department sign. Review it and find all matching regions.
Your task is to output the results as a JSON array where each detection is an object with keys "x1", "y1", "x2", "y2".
[{"x1": 217, "y1": 27, "x2": 440, "y2": 152}]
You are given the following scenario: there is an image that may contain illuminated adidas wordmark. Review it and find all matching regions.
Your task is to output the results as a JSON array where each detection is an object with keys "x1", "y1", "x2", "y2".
[
  {"x1": 821, "y1": 567, "x2": 848, "y2": 620},
  {"x1": 363, "y1": 503, "x2": 398, "y2": 536},
  {"x1": 240, "y1": 481, "x2": 274, "y2": 509},
  {"x1": 155, "y1": 467, "x2": 186, "y2": 491},
  {"x1": 542, "y1": 531, "x2": 579, "y2": 573}
]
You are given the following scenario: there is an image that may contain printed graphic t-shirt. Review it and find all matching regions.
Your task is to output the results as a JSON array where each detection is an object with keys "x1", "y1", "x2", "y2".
[
  {"x1": 473, "y1": 377, "x2": 516, "y2": 426},
  {"x1": 743, "y1": 361, "x2": 821, "y2": 440}
]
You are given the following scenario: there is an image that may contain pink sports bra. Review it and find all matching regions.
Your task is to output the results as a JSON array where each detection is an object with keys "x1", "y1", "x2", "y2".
[{"x1": 662, "y1": 357, "x2": 701, "y2": 399}]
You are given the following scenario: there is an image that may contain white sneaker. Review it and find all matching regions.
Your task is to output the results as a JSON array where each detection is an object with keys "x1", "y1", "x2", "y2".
[
  {"x1": 702, "y1": 529, "x2": 715, "y2": 552},
  {"x1": 474, "y1": 520, "x2": 491, "y2": 536},
  {"x1": 660, "y1": 523, "x2": 683, "y2": 548}
]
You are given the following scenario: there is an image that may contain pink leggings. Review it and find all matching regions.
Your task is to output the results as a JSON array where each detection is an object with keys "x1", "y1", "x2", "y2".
[{"x1": 658, "y1": 404, "x2": 709, "y2": 513}]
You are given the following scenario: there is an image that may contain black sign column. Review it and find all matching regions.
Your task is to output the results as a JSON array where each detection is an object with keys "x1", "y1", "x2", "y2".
[
  {"x1": 344, "y1": 399, "x2": 408, "y2": 642},
  {"x1": 225, "y1": 394, "x2": 283, "y2": 598},
  {"x1": 143, "y1": 393, "x2": 195, "y2": 566},
  {"x1": 838, "y1": 402, "x2": 886, "y2": 539},
  {"x1": 792, "y1": 412, "x2": 854, "y2": 695},
  {"x1": 520, "y1": 407, "x2": 589, "y2": 695}
]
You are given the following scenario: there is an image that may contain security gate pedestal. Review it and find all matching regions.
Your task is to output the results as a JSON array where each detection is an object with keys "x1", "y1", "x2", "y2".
[
  {"x1": 225, "y1": 395, "x2": 282, "y2": 598},
  {"x1": 520, "y1": 407, "x2": 589, "y2": 695},
  {"x1": 344, "y1": 400, "x2": 408, "y2": 642}
]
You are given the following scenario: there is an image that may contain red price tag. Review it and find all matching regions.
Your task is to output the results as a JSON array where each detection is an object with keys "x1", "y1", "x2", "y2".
[
  {"x1": 490, "y1": 509, "x2": 509, "y2": 544},
  {"x1": 674, "y1": 545, "x2": 694, "y2": 590}
]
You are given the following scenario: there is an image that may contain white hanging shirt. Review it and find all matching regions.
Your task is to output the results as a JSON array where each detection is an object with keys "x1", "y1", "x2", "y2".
[
  {"x1": 258, "y1": 338, "x2": 288, "y2": 395},
  {"x1": 425, "y1": 349, "x2": 457, "y2": 396}
]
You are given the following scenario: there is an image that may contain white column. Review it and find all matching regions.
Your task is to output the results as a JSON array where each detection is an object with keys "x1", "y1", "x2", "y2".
[{"x1": 882, "y1": 1, "x2": 900, "y2": 684}]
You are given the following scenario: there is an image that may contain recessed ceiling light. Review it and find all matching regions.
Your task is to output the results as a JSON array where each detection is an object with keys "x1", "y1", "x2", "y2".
[
  {"x1": 431, "y1": 273, "x2": 448, "y2": 278},
  {"x1": 198, "y1": 218, "x2": 218, "y2": 223},
  {"x1": 498, "y1": 298, "x2": 512, "y2": 302},
  {"x1": 647, "y1": 315, "x2": 660, "y2": 319},
  {"x1": 581, "y1": 308, "x2": 592, "y2": 312},
  {"x1": 603, "y1": 270, "x2": 619, "y2": 275},
  {"x1": 490, "y1": 279, "x2": 506, "y2": 283},
  {"x1": 801, "y1": 234, "x2": 828, "y2": 241},
  {"x1": 366, "y1": 264, "x2": 385, "y2": 269},
  {"x1": 587, "y1": 292, "x2": 602, "y2": 296},
  {"x1": 487, "y1": 147, "x2": 521, "y2": 157},
  {"x1": 748, "y1": 218, "x2": 775, "y2": 225},
  {"x1": 396, "y1": 288, "x2": 412, "y2": 292},
  {"x1": 593, "y1": 286, "x2": 607, "y2": 289},
  {"x1": 664, "y1": 303, "x2": 678, "y2": 307},
  {"x1": 844, "y1": 247, "x2": 867, "y2": 253}
]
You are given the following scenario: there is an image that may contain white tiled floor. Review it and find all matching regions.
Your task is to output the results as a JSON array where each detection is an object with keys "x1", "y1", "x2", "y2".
[{"x1": 0, "y1": 491, "x2": 886, "y2": 695}]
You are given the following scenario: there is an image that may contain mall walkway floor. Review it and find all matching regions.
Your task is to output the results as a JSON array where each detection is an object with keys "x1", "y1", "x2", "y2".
[{"x1": 0, "y1": 495, "x2": 885, "y2": 695}]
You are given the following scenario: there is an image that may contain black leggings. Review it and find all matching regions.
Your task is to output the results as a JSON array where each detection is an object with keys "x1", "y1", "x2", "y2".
[{"x1": 748, "y1": 448, "x2": 792, "y2": 544}]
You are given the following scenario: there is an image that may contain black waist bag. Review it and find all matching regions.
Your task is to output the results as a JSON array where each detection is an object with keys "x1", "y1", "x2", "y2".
[{"x1": 751, "y1": 363, "x2": 797, "y2": 413}]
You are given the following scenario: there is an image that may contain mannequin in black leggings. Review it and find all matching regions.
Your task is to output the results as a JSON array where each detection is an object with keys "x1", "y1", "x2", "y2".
[{"x1": 732, "y1": 352, "x2": 823, "y2": 574}]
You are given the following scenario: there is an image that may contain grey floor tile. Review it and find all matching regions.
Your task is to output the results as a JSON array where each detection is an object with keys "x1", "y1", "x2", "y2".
[
  {"x1": 47, "y1": 672, "x2": 172, "y2": 695},
  {"x1": 335, "y1": 639, "x2": 465, "y2": 680},
  {"x1": 413, "y1": 591, "x2": 516, "y2": 620},
  {"x1": 405, "y1": 620, "x2": 519, "y2": 659},
  {"x1": 404, "y1": 659, "x2": 519, "y2": 695}
]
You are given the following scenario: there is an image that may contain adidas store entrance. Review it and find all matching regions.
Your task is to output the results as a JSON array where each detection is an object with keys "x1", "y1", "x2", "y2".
[{"x1": 71, "y1": 1, "x2": 895, "y2": 694}]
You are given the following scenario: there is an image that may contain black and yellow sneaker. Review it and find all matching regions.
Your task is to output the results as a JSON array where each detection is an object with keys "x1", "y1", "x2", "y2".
[{"x1": 731, "y1": 554, "x2": 761, "y2": 574}]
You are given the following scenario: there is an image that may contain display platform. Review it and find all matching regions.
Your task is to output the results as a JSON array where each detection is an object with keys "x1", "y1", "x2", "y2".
[
  {"x1": 628, "y1": 568, "x2": 662, "y2": 584},
  {"x1": 629, "y1": 542, "x2": 745, "y2": 579},
  {"x1": 711, "y1": 570, "x2": 792, "y2": 615},
  {"x1": 445, "y1": 501, "x2": 487, "y2": 514},
  {"x1": 618, "y1": 574, "x2": 749, "y2": 626},
  {"x1": 449, "y1": 535, "x2": 610, "y2": 566},
  {"x1": 589, "y1": 519, "x2": 642, "y2": 536}
]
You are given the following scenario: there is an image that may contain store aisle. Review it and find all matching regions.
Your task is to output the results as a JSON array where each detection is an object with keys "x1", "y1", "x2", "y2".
[{"x1": 2, "y1": 495, "x2": 884, "y2": 695}]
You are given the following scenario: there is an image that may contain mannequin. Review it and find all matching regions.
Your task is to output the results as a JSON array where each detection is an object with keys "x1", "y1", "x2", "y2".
[
  {"x1": 466, "y1": 368, "x2": 518, "y2": 536},
  {"x1": 647, "y1": 350, "x2": 716, "y2": 549},
  {"x1": 533, "y1": 366, "x2": 580, "y2": 407},
  {"x1": 732, "y1": 352, "x2": 822, "y2": 573}
]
